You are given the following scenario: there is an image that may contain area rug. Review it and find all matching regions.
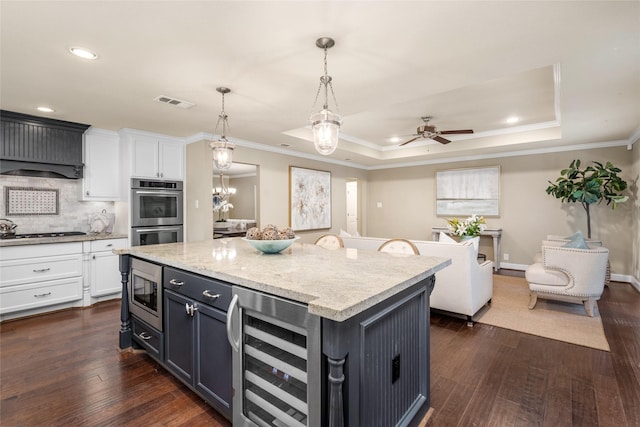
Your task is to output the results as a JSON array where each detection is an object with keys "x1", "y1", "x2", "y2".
[{"x1": 475, "y1": 275, "x2": 610, "y2": 351}]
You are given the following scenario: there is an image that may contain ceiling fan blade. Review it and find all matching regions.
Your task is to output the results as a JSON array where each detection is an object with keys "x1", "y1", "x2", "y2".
[
  {"x1": 400, "y1": 136, "x2": 421, "y2": 146},
  {"x1": 433, "y1": 135, "x2": 451, "y2": 144},
  {"x1": 440, "y1": 129, "x2": 474, "y2": 135}
]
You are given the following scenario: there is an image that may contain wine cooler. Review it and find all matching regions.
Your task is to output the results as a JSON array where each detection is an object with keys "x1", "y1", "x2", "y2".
[{"x1": 226, "y1": 286, "x2": 322, "y2": 427}]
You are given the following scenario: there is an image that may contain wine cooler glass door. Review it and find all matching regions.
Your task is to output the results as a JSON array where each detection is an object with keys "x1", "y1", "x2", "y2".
[{"x1": 227, "y1": 286, "x2": 321, "y2": 427}]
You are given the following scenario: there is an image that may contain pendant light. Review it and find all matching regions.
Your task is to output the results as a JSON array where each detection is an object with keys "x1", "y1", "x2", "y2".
[
  {"x1": 210, "y1": 87, "x2": 235, "y2": 170},
  {"x1": 309, "y1": 37, "x2": 342, "y2": 156}
]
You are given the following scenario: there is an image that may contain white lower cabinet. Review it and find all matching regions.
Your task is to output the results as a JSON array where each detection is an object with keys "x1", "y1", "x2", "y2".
[
  {"x1": 87, "y1": 238, "x2": 128, "y2": 297},
  {"x1": 0, "y1": 242, "x2": 84, "y2": 317},
  {"x1": 0, "y1": 237, "x2": 129, "y2": 320}
]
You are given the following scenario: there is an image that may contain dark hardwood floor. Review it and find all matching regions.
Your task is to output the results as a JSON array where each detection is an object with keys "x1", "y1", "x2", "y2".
[{"x1": 1, "y1": 278, "x2": 639, "y2": 426}]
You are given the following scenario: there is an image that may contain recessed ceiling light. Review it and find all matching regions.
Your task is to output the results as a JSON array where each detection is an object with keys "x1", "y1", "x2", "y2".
[
  {"x1": 506, "y1": 116, "x2": 519, "y2": 124},
  {"x1": 389, "y1": 137, "x2": 401, "y2": 143},
  {"x1": 69, "y1": 47, "x2": 98, "y2": 60},
  {"x1": 37, "y1": 106, "x2": 54, "y2": 113}
]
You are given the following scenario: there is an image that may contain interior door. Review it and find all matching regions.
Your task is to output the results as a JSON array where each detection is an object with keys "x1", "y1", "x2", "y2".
[{"x1": 346, "y1": 180, "x2": 358, "y2": 235}]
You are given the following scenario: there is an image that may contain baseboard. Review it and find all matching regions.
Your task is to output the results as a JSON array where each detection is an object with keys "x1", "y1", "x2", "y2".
[
  {"x1": 500, "y1": 262, "x2": 528, "y2": 271},
  {"x1": 500, "y1": 262, "x2": 640, "y2": 291}
]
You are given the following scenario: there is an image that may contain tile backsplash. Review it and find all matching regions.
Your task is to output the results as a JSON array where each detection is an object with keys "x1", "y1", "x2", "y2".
[{"x1": 1, "y1": 176, "x2": 115, "y2": 234}]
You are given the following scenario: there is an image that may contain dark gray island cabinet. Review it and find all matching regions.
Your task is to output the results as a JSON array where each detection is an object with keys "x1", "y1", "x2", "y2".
[{"x1": 116, "y1": 239, "x2": 450, "y2": 426}]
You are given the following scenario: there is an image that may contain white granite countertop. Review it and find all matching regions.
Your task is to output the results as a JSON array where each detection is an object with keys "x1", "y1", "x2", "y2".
[
  {"x1": 115, "y1": 238, "x2": 451, "y2": 322},
  {"x1": 0, "y1": 233, "x2": 128, "y2": 247}
]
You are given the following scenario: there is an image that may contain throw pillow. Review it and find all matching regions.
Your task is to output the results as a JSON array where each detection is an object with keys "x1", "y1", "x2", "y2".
[
  {"x1": 439, "y1": 231, "x2": 457, "y2": 243},
  {"x1": 562, "y1": 231, "x2": 589, "y2": 249}
]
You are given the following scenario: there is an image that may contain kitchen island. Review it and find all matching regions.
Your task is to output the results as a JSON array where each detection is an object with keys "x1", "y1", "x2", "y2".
[{"x1": 116, "y1": 238, "x2": 450, "y2": 426}]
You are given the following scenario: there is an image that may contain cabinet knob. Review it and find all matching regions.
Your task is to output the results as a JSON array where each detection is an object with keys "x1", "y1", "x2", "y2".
[
  {"x1": 169, "y1": 278, "x2": 184, "y2": 287},
  {"x1": 86, "y1": 191, "x2": 90, "y2": 196},
  {"x1": 92, "y1": 255, "x2": 96, "y2": 260}
]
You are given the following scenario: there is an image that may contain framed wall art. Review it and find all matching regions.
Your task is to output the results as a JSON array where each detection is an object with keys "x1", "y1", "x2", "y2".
[
  {"x1": 289, "y1": 166, "x2": 331, "y2": 231},
  {"x1": 436, "y1": 166, "x2": 500, "y2": 216}
]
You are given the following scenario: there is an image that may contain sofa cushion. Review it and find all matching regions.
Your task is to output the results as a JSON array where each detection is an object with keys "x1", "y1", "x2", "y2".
[{"x1": 525, "y1": 263, "x2": 568, "y2": 286}]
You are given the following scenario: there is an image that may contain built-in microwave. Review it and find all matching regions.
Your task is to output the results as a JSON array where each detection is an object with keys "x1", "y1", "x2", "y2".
[
  {"x1": 131, "y1": 178, "x2": 183, "y2": 228},
  {"x1": 129, "y1": 258, "x2": 163, "y2": 331}
]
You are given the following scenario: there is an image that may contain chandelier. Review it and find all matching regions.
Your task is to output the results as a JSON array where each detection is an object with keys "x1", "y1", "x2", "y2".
[
  {"x1": 210, "y1": 87, "x2": 235, "y2": 170},
  {"x1": 309, "y1": 37, "x2": 342, "y2": 156}
]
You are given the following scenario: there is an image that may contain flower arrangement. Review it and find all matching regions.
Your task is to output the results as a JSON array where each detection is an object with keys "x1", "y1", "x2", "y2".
[
  {"x1": 446, "y1": 214, "x2": 486, "y2": 237},
  {"x1": 213, "y1": 200, "x2": 234, "y2": 222}
]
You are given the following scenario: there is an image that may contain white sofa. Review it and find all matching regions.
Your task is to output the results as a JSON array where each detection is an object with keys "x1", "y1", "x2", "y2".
[{"x1": 341, "y1": 236, "x2": 494, "y2": 323}]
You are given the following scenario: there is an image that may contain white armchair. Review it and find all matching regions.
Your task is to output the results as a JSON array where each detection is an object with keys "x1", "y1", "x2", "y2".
[{"x1": 525, "y1": 246, "x2": 609, "y2": 317}]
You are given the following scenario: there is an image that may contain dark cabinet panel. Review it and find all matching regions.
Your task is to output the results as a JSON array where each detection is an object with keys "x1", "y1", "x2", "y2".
[
  {"x1": 0, "y1": 110, "x2": 90, "y2": 178},
  {"x1": 164, "y1": 289, "x2": 194, "y2": 384},
  {"x1": 195, "y1": 303, "x2": 232, "y2": 416},
  {"x1": 164, "y1": 285, "x2": 232, "y2": 420}
]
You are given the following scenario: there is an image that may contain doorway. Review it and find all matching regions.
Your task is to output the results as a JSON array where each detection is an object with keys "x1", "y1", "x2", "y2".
[{"x1": 346, "y1": 179, "x2": 358, "y2": 235}]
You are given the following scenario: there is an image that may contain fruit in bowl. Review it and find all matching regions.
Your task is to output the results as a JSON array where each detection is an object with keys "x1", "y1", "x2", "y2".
[{"x1": 243, "y1": 225, "x2": 298, "y2": 254}]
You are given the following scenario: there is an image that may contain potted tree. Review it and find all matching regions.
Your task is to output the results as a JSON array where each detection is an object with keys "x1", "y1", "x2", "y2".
[{"x1": 545, "y1": 160, "x2": 628, "y2": 238}]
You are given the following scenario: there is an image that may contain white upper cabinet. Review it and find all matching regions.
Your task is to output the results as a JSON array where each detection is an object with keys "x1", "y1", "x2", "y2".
[
  {"x1": 132, "y1": 135, "x2": 184, "y2": 180},
  {"x1": 82, "y1": 128, "x2": 121, "y2": 201}
]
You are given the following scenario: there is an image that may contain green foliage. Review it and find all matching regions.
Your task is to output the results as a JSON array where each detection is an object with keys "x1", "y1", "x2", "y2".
[
  {"x1": 546, "y1": 159, "x2": 628, "y2": 209},
  {"x1": 546, "y1": 159, "x2": 629, "y2": 238}
]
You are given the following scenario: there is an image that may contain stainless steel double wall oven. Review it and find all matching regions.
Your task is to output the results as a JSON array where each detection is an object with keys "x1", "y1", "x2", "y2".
[{"x1": 131, "y1": 178, "x2": 184, "y2": 246}]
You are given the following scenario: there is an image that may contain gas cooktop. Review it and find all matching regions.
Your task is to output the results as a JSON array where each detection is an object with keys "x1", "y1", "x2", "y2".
[{"x1": 1, "y1": 231, "x2": 87, "y2": 240}]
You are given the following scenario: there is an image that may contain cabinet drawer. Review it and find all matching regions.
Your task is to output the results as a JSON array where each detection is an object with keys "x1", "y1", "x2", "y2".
[
  {"x1": 0, "y1": 277, "x2": 83, "y2": 314},
  {"x1": 132, "y1": 316, "x2": 164, "y2": 361},
  {"x1": 90, "y1": 238, "x2": 128, "y2": 252},
  {"x1": 0, "y1": 242, "x2": 82, "y2": 260},
  {"x1": 164, "y1": 267, "x2": 231, "y2": 311},
  {"x1": 1, "y1": 254, "x2": 83, "y2": 287}
]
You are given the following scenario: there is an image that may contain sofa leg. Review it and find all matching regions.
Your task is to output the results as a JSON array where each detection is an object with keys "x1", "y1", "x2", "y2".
[
  {"x1": 528, "y1": 292, "x2": 537, "y2": 310},
  {"x1": 466, "y1": 315, "x2": 474, "y2": 327},
  {"x1": 584, "y1": 298, "x2": 597, "y2": 317}
]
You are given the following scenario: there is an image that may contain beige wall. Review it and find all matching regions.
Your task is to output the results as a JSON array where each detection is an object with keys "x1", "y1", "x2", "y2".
[
  {"x1": 632, "y1": 143, "x2": 639, "y2": 286},
  {"x1": 186, "y1": 140, "x2": 368, "y2": 244},
  {"x1": 367, "y1": 146, "x2": 634, "y2": 276},
  {"x1": 186, "y1": 141, "x2": 636, "y2": 279},
  {"x1": 228, "y1": 174, "x2": 257, "y2": 220},
  {"x1": 185, "y1": 141, "x2": 215, "y2": 242}
]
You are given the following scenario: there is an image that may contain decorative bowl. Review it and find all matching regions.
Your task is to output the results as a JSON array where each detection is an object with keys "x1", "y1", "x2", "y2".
[{"x1": 242, "y1": 236, "x2": 300, "y2": 254}]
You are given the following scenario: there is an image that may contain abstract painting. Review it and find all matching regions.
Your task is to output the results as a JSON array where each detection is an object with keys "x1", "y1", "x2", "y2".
[
  {"x1": 436, "y1": 166, "x2": 500, "y2": 216},
  {"x1": 289, "y1": 166, "x2": 331, "y2": 231}
]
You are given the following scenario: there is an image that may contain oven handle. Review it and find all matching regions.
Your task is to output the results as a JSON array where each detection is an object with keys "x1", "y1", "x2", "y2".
[
  {"x1": 134, "y1": 190, "x2": 180, "y2": 196},
  {"x1": 135, "y1": 227, "x2": 182, "y2": 233},
  {"x1": 226, "y1": 294, "x2": 240, "y2": 352}
]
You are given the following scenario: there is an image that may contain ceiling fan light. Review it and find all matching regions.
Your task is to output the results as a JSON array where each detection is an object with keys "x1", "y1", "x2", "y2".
[{"x1": 311, "y1": 108, "x2": 341, "y2": 155}]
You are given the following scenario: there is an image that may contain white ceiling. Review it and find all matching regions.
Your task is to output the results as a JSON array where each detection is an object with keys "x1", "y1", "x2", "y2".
[{"x1": 1, "y1": 1, "x2": 638, "y2": 169}]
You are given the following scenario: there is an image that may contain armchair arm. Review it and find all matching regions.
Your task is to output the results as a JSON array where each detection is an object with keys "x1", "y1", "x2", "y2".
[{"x1": 542, "y1": 246, "x2": 609, "y2": 295}]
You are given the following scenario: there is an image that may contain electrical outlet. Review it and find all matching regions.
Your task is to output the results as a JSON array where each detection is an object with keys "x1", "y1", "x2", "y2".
[
  {"x1": 503, "y1": 253, "x2": 509, "y2": 261},
  {"x1": 377, "y1": 201, "x2": 383, "y2": 208},
  {"x1": 195, "y1": 199, "x2": 199, "y2": 209}
]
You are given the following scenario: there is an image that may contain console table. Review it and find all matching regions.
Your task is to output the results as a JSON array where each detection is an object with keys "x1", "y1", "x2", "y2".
[{"x1": 432, "y1": 227, "x2": 502, "y2": 271}]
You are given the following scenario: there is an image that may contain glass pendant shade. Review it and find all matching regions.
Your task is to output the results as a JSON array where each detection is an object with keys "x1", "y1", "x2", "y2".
[
  {"x1": 210, "y1": 139, "x2": 234, "y2": 170},
  {"x1": 310, "y1": 108, "x2": 341, "y2": 155}
]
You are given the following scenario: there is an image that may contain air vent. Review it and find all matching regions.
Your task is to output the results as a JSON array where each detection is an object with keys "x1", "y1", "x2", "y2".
[{"x1": 154, "y1": 95, "x2": 195, "y2": 109}]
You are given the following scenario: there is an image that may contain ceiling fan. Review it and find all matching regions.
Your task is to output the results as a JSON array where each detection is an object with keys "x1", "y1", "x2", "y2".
[{"x1": 400, "y1": 116, "x2": 474, "y2": 146}]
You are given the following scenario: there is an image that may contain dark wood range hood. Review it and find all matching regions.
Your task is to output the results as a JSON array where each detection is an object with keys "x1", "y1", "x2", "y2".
[{"x1": 0, "y1": 110, "x2": 91, "y2": 179}]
